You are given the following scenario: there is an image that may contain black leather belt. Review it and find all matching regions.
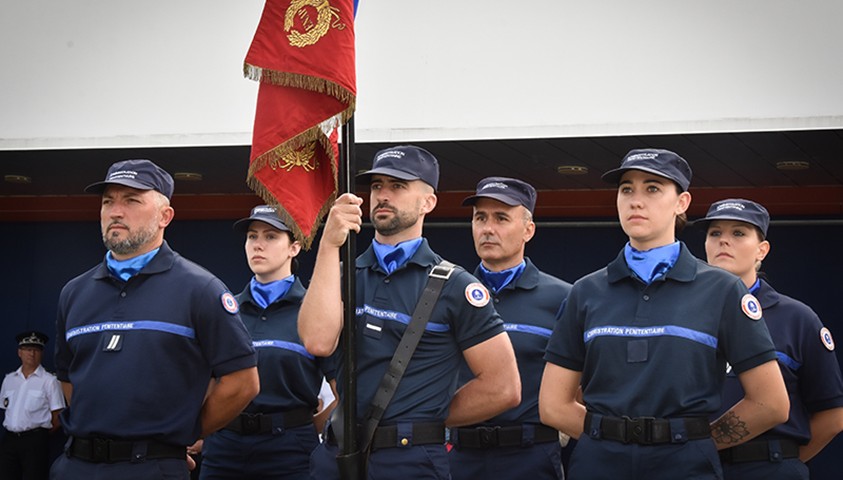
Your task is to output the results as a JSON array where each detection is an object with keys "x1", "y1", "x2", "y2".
[
  {"x1": 453, "y1": 424, "x2": 559, "y2": 449},
  {"x1": 327, "y1": 422, "x2": 445, "y2": 450},
  {"x1": 224, "y1": 407, "x2": 313, "y2": 435},
  {"x1": 719, "y1": 438, "x2": 800, "y2": 464},
  {"x1": 586, "y1": 413, "x2": 711, "y2": 445},
  {"x1": 68, "y1": 436, "x2": 185, "y2": 463}
]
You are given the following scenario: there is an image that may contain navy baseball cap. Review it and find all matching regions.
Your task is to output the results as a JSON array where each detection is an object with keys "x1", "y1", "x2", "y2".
[
  {"x1": 602, "y1": 148, "x2": 692, "y2": 192},
  {"x1": 695, "y1": 198, "x2": 770, "y2": 238},
  {"x1": 16, "y1": 331, "x2": 48, "y2": 350},
  {"x1": 85, "y1": 159, "x2": 175, "y2": 199},
  {"x1": 462, "y1": 177, "x2": 537, "y2": 214},
  {"x1": 233, "y1": 205, "x2": 292, "y2": 233},
  {"x1": 356, "y1": 145, "x2": 440, "y2": 191}
]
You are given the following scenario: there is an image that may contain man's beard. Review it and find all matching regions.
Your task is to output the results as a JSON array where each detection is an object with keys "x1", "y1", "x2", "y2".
[
  {"x1": 371, "y1": 203, "x2": 420, "y2": 237},
  {"x1": 102, "y1": 221, "x2": 158, "y2": 256}
]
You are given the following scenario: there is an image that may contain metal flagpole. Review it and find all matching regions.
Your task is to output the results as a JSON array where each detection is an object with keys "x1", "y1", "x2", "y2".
[{"x1": 338, "y1": 116, "x2": 361, "y2": 479}]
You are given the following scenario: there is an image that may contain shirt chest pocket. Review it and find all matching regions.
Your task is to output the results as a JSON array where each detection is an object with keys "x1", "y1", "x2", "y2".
[{"x1": 25, "y1": 390, "x2": 47, "y2": 413}]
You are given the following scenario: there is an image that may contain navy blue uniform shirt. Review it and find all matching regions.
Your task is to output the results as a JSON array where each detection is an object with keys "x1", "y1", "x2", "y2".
[
  {"x1": 55, "y1": 241, "x2": 257, "y2": 446},
  {"x1": 545, "y1": 243, "x2": 777, "y2": 418},
  {"x1": 459, "y1": 257, "x2": 571, "y2": 425},
  {"x1": 334, "y1": 239, "x2": 505, "y2": 424},
  {"x1": 236, "y1": 277, "x2": 330, "y2": 413},
  {"x1": 718, "y1": 279, "x2": 843, "y2": 443}
]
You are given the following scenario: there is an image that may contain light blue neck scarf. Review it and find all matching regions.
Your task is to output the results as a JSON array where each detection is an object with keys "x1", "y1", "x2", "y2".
[
  {"x1": 477, "y1": 261, "x2": 526, "y2": 294},
  {"x1": 250, "y1": 275, "x2": 295, "y2": 309},
  {"x1": 106, "y1": 248, "x2": 160, "y2": 282},
  {"x1": 624, "y1": 242, "x2": 680, "y2": 285},
  {"x1": 372, "y1": 238, "x2": 423, "y2": 275}
]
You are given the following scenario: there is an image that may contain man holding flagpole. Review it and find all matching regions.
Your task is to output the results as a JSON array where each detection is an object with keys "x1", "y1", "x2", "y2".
[{"x1": 299, "y1": 145, "x2": 521, "y2": 479}]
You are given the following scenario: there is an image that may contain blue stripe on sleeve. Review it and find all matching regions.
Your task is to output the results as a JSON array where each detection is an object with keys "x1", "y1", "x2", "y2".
[
  {"x1": 252, "y1": 340, "x2": 315, "y2": 360},
  {"x1": 776, "y1": 351, "x2": 801, "y2": 371},
  {"x1": 504, "y1": 323, "x2": 553, "y2": 338}
]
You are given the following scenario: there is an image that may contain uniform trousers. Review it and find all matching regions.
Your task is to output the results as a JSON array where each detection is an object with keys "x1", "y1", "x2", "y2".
[
  {"x1": 0, "y1": 428, "x2": 50, "y2": 480},
  {"x1": 567, "y1": 435, "x2": 723, "y2": 480},
  {"x1": 49, "y1": 455, "x2": 188, "y2": 480},
  {"x1": 200, "y1": 424, "x2": 318, "y2": 480},
  {"x1": 723, "y1": 459, "x2": 808, "y2": 480},
  {"x1": 449, "y1": 441, "x2": 564, "y2": 480},
  {"x1": 309, "y1": 441, "x2": 450, "y2": 480}
]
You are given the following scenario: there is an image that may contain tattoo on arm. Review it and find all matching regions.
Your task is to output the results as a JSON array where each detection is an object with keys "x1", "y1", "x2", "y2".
[{"x1": 711, "y1": 411, "x2": 750, "y2": 445}]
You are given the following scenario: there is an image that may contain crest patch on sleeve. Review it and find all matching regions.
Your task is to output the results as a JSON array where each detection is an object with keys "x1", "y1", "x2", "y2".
[
  {"x1": 820, "y1": 327, "x2": 835, "y2": 351},
  {"x1": 740, "y1": 294, "x2": 762, "y2": 320},
  {"x1": 464, "y1": 282, "x2": 490, "y2": 308},
  {"x1": 221, "y1": 292, "x2": 239, "y2": 314}
]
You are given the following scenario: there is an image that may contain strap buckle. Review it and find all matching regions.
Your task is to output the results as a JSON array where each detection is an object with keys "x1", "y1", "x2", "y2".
[
  {"x1": 91, "y1": 438, "x2": 111, "y2": 462},
  {"x1": 428, "y1": 262, "x2": 456, "y2": 280},
  {"x1": 476, "y1": 426, "x2": 500, "y2": 448},
  {"x1": 623, "y1": 416, "x2": 655, "y2": 445},
  {"x1": 241, "y1": 413, "x2": 263, "y2": 435}
]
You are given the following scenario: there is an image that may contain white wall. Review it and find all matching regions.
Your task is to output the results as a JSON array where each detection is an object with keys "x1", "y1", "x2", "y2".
[{"x1": 2, "y1": 0, "x2": 842, "y2": 149}]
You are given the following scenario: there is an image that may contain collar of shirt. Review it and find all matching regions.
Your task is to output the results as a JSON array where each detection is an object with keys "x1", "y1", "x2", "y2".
[
  {"x1": 94, "y1": 241, "x2": 176, "y2": 281},
  {"x1": 477, "y1": 260, "x2": 526, "y2": 294},
  {"x1": 105, "y1": 248, "x2": 160, "y2": 281},
  {"x1": 623, "y1": 241, "x2": 680, "y2": 285},
  {"x1": 752, "y1": 278, "x2": 780, "y2": 309},
  {"x1": 748, "y1": 278, "x2": 761, "y2": 294},
  {"x1": 357, "y1": 238, "x2": 438, "y2": 274},
  {"x1": 14, "y1": 364, "x2": 46, "y2": 378},
  {"x1": 249, "y1": 275, "x2": 295, "y2": 309},
  {"x1": 608, "y1": 242, "x2": 696, "y2": 284},
  {"x1": 371, "y1": 238, "x2": 424, "y2": 275}
]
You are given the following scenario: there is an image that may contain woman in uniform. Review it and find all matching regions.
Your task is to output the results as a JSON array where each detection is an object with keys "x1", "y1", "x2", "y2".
[
  {"x1": 199, "y1": 205, "x2": 334, "y2": 480},
  {"x1": 698, "y1": 198, "x2": 843, "y2": 480},
  {"x1": 538, "y1": 149, "x2": 789, "y2": 479}
]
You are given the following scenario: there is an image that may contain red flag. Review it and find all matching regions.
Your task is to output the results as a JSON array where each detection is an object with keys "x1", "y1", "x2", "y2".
[{"x1": 245, "y1": 0, "x2": 356, "y2": 248}]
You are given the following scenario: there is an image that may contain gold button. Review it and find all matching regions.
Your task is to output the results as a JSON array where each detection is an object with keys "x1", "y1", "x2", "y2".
[{"x1": 400, "y1": 438, "x2": 409, "y2": 446}]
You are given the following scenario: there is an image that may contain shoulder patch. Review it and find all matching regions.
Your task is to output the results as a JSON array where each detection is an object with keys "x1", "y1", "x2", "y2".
[
  {"x1": 221, "y1": 292, "x2": 239, "y2": 314},
  {"x1": 740, "y1": 293, "x2": 762, "y2": 320},
  {"x1": 464, "y1": 282, "x2": 490, "y2": 308},
  {"x1": 820, "y1": 327, "x2": 835, "y2": 352}
]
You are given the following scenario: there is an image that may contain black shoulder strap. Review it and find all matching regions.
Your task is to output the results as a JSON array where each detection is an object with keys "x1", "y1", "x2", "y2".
[{"x1": 359, "y1": 260, "x2": 457, "y2": 452}]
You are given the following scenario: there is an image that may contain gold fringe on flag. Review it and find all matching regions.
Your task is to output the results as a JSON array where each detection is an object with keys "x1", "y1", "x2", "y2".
[
  {"x1": 246, "y1": 129, "x2": 339, "y2": 250},
  {"x1": 244, "y1": 64, "x2": 355, "y2": 124}
]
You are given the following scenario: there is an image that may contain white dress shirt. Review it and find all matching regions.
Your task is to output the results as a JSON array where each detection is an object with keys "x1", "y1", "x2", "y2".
[{"x1": 1, "y1": 365, "x2": 65, "y2": 432}]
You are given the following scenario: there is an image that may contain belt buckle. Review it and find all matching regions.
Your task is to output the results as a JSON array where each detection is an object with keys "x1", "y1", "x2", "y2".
[
  {"x1": 624, "y1": 416, "x2": 655, "y2": 445},
  {"x1": 92, "y1": 438, "x2": 110, "y2": 462},
  {"x1": 242, "y1": 413, "x2": 262, "y2": 434},
  {"x1": 476, "y1": 426, "x2": 499, "y2": 448}
]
